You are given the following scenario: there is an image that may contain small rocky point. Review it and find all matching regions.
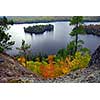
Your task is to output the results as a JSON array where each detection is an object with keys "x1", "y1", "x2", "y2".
[{"x1": 0, "y1": 45, "x2": 100, "y2": 83}]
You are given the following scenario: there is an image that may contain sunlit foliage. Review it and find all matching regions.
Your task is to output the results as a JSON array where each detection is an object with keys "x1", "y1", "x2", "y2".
[{"x1": 17, "y1": 51, "x2": 91, "y2": 79}]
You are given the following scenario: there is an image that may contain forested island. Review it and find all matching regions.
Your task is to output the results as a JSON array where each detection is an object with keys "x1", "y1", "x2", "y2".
[
  {"x1": 24, "y1": 24, "x2": 54, "y2": 34},
  {"x1": 84, "y1": 24, "x2": 100, "y2": 36}
]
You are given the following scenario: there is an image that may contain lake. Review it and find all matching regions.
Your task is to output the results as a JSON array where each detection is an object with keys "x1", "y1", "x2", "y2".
[{"x1": 7, "y1": 21, "x2": 100, "y2": 56}]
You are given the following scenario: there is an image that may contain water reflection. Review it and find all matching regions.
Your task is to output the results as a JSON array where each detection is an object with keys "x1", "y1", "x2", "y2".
[{"x1": 7, "y1": 22, "x2": 100, "y2": 56}]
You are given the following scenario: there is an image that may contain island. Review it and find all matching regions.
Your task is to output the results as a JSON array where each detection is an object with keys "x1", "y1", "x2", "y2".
[
  {"x1": 24, "y1": 24, "x2": 54, "y2": 34},
  {"x1": 84, "y1": 24, "x2": 100, "y2": 36}
]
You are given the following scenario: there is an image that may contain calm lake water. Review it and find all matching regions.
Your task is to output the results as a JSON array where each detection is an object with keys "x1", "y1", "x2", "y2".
[{"x1": 7, "y1": 21, "x2": 100, "y2": 56}]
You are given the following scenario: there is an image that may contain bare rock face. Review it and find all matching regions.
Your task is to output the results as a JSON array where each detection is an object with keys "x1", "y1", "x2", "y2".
[
  {"x1": 89, "y1": 45, "x2": 100, "y2": 67},
  {"x1": 0, "y1": 53, "x2": 39, "y2": 83}
]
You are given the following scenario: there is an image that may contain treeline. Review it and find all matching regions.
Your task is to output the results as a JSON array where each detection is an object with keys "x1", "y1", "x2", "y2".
[
  {"x1": 7, "y1": 16, "x2": 70, "y2": 24},
  {"x1": 6, "y1": 16, "x2": 100, "y2": 24}
]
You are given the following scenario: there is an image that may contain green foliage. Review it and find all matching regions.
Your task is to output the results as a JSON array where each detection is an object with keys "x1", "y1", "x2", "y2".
[
  {"x1": 80, "y1": 47, "x2": 90, "y2": 54},
  {"x1": 0, "y1": 16, "x2": 15, "y2": 52},
  {"x1": 17, "y1": 51, "x2": 91, "y2": 79},
  {"x1": 66, "y1": 39, "x2": 86, "y2": 56},
  {"x1": 7, "y1": 16, "x2": 71, "y2": 23},
  {"x1": 16, "y1": 40, "x2": 31, "y2": 56},
  {"x1": 8, "y1": 16, "x2": 100, "y2": 24},
  {"x1": 66, "y1": 41, "x2": 76, "y2": 56},
  {"x1": 69, "y1": 16, "x2": 85, "y2": 53},
  {"x1": 16, "y1": 40, "x2": 31, "y2": 66},
  {"x1": 70, "y1": 16, "x2": 83, "y2": 25},
  {"x1": 70, "y1": 25, "x2": 85, "y2": 36},
  {"x1": 71, "y1": 51, "x2": 91, "y2": 71},
  {"x1": 56, "y1": 38, "x2": 89, "y2": 61},
  {"x1": 24, "y1": 24, "x2": 54, "y2": 34},
  {"x1": 56, "y1": 48, "x2": 69, "y2": 60}
]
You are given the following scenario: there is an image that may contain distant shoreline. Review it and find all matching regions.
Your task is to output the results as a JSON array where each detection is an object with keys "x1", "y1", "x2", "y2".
[
  {"x1": 13, "y1": 20, "x2": 69, "y2": 24},
  {"x1": 13, "y1": 20, "x2": 100, "y2": 24}
]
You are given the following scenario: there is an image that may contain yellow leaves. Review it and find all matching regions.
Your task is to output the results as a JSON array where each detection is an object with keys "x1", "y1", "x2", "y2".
[
  {"x1": 27, "y1": 61, "x2": 34, "y2": 68},
  {"x1": 48, "y1": 55, "x2": 54, "y2": 63},
  {"x1": 66, "y1": 56, "x2": 72, "y2": 68},
  {"x1": 75, "y1": 51, "x2": 81, "y2": 59},
  {"x1": 18, "y1": 56, "x2": 26, "y2": 66},
  {"x1": 71, "y1": 52, "x2": 91, "y2": 70},
  {"x1": 59, "y1": 61, "x2": 65, "y2": 65},
  {"x1": 27, "y1": 61, "x2": 34, "y2": 65},
  {"x1": 18, "y1": 56, "x2": 26, "y2": 63},
  {"x1": 36, "y1": 57, "x2": 40, "y2": 62},
  {"x1": 61, "y1": 66, "x2": 70, "y2": 74},
  {"x1": 21, "y1": 62, "x2": 26, "y2": 67},
  {"x1": 17, "y1": 52, "x2": 91, "y2": 79},
  {"x1": 34, "y1": 61, "x2": 42, "y2": 66},
  {"x1": 54, "y1": 66, "x2": 62, "y2": 77}
]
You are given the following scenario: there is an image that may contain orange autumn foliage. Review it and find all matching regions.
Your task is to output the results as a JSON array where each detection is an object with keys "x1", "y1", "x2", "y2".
[
  {"x1": 40, "y1": 57, "x2": 72, "y2": 78},
  {"x1": 17, "y1": 52, "x2": 91, "y2": 79},
  {"x1": 48, "y1": 55, "x2": 54, "y2": 63},
  {"x1": 40, "y1": 63, "x2": 55, "y2": 78}
]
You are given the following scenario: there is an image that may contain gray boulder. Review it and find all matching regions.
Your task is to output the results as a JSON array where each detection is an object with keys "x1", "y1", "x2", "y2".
[{"x1": 89, "y1": 45, "x2": 100, "y2": 66}]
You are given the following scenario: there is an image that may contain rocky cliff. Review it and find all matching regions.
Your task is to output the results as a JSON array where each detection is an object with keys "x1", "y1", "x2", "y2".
[
  {"x1": 0, "y1": 45, "x2": 100, "y2": 83},
  {"x1": 89, "y1": 45, "x2": 100, "y2": 66},
  {"x1": 0, "y1": 53, "x2": 40, "y2": 83}
]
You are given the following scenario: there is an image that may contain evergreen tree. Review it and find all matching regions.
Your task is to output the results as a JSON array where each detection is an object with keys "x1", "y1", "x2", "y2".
[
  {"x1": 70, "y1": 16, "x2": 85, "y2": 54},
  {"x1": 16, "y1": 40, "x2": 31, "y2": 66},
  {"x1": 0, "y1": 16, "x2": 15, "y2": 52}
]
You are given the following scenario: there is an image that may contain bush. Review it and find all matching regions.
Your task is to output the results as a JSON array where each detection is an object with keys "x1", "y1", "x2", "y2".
[
  {"x1": 56, "y1": 48, "x2": 69, "y2": 60},
  {"x1": 17, "y1": 51, "x2": 91, "y2": 79},
  {"x1": 71, "y1": 52, "x2": 91, "y2": 71}
]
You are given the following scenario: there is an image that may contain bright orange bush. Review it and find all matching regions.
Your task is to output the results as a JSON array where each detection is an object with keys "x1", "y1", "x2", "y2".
[{"x1": 40, "y1": 63, "x2": 55, "y2": 78}]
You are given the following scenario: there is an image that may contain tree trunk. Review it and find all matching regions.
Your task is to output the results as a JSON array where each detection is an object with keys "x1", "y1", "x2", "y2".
[
  {"x1": 75, "y1": 33, "x2": 78, "y2": 53},
  {"x1": 75, "y1": 23, "x2": 78, "y2": 53}
]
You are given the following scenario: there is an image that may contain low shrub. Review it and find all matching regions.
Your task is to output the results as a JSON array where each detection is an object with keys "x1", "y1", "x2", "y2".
[{"x1": 17, "y1": 51, "x2": 91, "y2": 79}]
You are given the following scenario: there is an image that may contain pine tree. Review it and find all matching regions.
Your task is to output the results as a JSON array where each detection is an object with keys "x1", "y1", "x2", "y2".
[
  {"x1": 16, "y1": 40, "x2": 31, "y2": 66},
  {"x1": 0, "y1": 16, "x2": 15, "y2": 52},
  {"x1": 70, "y1": 16, "x2": 85, "y2": 54}
]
